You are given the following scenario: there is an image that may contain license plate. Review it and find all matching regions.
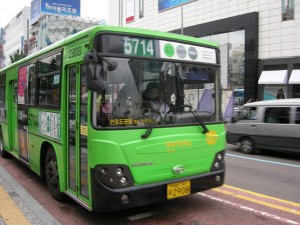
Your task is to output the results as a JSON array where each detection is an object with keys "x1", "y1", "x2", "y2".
[{"x1": 167, "y1": 180, "x2": 191, "y2": 200}]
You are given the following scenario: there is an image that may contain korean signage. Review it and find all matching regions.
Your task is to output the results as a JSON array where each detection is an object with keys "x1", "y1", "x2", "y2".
[
  {"x1": 41, "y1": 0, "x2": 80, "y2": 16},
  {"x1": 31, "y1": 0, "x2": 80, "y2": 22},
  {"x1": 158, "y1": 0, "x2": 195, "y2": 12}
]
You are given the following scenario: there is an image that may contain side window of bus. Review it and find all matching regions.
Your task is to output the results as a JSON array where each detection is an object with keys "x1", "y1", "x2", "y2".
[
  {"x1": 28, "y1": 63, "x2": 37, "y2": 105},
  {"x1": 38, "y1": 74, "x2": 60, "y2": 106},
  {"x1": 295, "y1": 108, "x2": 300, "y2": 124},
  {"x1": 18, "y1": 63, "x2": 36, "y2": 105},
  {"x1": 0, "y1": 74, "x2": 5, "y2": 106},
  {"x1": 80, "y1": 65, "x2": 88, "y2": 125},
  {"x1": 0, "y1": 74, "x2": 5, "y2": 121},
  {"x1": 37, "y1": 53, "x2": 61, "y2": 107},
  {"x1": 264, "y1": 107, "x2": 290, "y2": 124}
]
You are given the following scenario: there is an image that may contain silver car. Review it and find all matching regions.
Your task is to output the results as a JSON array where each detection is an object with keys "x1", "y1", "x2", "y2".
[{"x1": 226, "y1": 98, "x2": 300, "y2": 154}]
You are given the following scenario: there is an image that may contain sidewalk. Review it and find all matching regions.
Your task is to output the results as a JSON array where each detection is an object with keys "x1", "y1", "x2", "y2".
[{"x1": 0, "y1": 163, "x2": 61, "y2": 225}]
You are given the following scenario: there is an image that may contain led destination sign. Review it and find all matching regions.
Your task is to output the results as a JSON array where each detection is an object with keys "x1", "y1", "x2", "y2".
[
  {"x1": 100, "y1": 35, "x2": 217, "y2": 64},
  {"x1": 123, "y1": 37, "x2": 155, "y2": 57}
]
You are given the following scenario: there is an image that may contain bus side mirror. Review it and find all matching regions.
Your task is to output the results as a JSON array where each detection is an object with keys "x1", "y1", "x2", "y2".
[
  {"x1": 84, "y1": 52, "x2": 107, "y2": 92},
  {"x1": 86, "y1": 63, "x2": 107, "y2": 92}
]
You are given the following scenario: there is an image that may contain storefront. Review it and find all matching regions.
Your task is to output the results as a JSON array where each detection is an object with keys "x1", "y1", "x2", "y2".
[{"x1": 258, "y1": 57, "x2": 300, "y2": 100}]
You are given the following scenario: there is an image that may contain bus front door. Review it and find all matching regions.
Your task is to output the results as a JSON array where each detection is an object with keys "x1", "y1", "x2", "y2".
[{"x1": 67, "y1": 65, "x2": 89, "y2": 201}]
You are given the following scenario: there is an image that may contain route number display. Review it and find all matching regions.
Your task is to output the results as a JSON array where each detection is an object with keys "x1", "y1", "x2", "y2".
[{"x1": 123, "y1": 37, "x2": 155, "y2": 57}]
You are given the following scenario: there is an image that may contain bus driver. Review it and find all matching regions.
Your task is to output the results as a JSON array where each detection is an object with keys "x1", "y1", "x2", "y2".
[{"x1": 143, "y1": 82, "x2": 170, "y2": 114}]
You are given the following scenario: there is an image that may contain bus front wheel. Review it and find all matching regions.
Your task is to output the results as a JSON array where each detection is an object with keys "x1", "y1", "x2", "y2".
[
  {"x1": 45, "y1": 147, "x2": 64, "y2": 201},
  {"x1": 0, "y1": 129, "x2": 9, "y2": 158}
]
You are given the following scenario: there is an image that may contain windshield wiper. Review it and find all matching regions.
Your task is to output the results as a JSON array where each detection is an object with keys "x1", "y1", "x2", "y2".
[
  {"x1": 172, "y1": 104, "x2": 209, "y2": 134},
  {"x1": 141, "y1": 113, "x2": 159, "y2": 139},
  {"x1": 141, "y1": 123, "x2": 154, "y2": 139},
  {"x1": 186, "y1": 104, "x2": 210, "y2": 134}
]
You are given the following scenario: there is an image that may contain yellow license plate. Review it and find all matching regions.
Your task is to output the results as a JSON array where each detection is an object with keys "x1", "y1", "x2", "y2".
[{"x1": 167, "y1": 180, "x2": 191, "y2": 200}]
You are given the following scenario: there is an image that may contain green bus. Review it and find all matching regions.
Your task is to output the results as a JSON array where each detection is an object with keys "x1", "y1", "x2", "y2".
[{"x1": 0, "y1": 25, "x2": 225, "y2": 212}]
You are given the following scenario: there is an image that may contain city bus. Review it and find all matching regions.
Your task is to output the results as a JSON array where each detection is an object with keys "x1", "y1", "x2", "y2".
[{"x1": 0, "y1": 25, "x2": 225, "y2": 212}]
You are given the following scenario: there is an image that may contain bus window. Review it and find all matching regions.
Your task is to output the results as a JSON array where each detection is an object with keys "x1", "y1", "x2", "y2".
[
  {"x1": 0, "y1": 74, "x2": 5, "y2": 121},
  {"x1": 28, "y1": 63, "x2": 37, "y2": 105},
  {"x1": 38, "y1": 53, "x2": 61, "y2": 74},
  {"x1": 92, "y1": 58, "x2": 218, "y2": 128},
  {"x1": 38, "y1": 74, "x2": 60, "y2": 106},
  {"x1": 37, "y1": 52, "x2": 61, "y2": 107}
]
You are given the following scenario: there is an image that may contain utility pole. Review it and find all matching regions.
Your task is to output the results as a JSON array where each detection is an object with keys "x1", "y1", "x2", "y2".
[
  {"x1": 119, "y1": 0, "x2": 123, "y2": 27},
  {"x1": 181, "y1": 0, "x2": 184, "y2": 34}
]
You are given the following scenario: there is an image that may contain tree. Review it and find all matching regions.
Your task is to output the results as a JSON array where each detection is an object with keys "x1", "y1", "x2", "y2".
[{"x1": 9, "y1": 49, "x2": 27, "y2": 63}]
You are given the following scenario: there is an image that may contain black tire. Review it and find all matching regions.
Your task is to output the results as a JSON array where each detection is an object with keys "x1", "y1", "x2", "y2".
[
  {"x1": 0, "y1": 129, "x2": 9, "y2": 158},
  {"x1": 240, "y1": 137, "x2": 255, "y2": 154},
  {"x1": 45, "y1": 146, "x2": 64, "y2": 201}
]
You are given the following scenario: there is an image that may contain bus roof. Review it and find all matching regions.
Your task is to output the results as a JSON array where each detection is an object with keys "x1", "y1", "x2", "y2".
[
  {"x1": 244, "y1": 98, "x2": 300, "y2": 107},
  {"x1": 1, "y1": 25, "x2": 218, "y2": 72}
]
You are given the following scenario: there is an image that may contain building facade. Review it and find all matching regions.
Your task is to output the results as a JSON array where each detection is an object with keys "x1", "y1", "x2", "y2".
[
  {"x1": 108, "y1": 0, "x2": 300, "y2": 106},
  {"x1": 3, "y1": 6, "x2": 30, "y2": 68},
  {"x1": 0, "y1": 28, "x2": 4, "y2": 68},
  {"x1": 28, "y1": 14, "x2": 100, "y2": 55}
]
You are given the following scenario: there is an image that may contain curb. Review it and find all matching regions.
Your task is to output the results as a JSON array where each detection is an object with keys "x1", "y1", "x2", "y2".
[{"x1": 0, "y1": 163, "x2": 61, "y2": 225}]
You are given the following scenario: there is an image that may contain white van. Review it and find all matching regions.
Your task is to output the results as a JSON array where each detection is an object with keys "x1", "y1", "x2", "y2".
[{"x1": 226, "y1": 98, "x2": 300, "y2": 154}]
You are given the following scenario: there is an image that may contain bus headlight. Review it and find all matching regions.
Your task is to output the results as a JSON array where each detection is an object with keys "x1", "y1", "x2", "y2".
[
  {"x1": 211, "y1": 151, "x2": 225, "y2": 171},
  {"x1": 120, "y1": 177, "x2": 128, "y2": 186},
  {"x1": 116, "y1": 167, "x2": 123, "y2": 176},
  {"x1": 95, "y1": 164, "x2": 134, "y2": 188}
]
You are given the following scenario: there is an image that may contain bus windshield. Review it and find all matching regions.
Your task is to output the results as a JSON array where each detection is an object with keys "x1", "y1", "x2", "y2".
[{"x1": 92, "y1": 57, "x2": 219, "y2": 128}]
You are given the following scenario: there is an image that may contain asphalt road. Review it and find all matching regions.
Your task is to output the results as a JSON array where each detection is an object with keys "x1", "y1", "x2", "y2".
[
  {"x1": 0, "y1": 144, "x2": 299, "y2": 225},
  {"x1": 225, "y1": 144, "x2": 300, "y2": 203}
]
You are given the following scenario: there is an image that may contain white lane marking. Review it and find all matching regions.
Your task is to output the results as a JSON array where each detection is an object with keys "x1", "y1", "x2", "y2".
[
  {"x1": 198, "y1": 193, "x2": 300, "y2": 225},
  {"x1": 127, "y1": 211, "x2": 160, "y2": 221},
  {"x1": 226, "y1": 153, "x2": 300, "y2": 168}
]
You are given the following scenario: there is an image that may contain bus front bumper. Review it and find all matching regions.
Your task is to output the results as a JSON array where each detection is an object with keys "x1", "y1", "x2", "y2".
[{"x1": 91, "y1": 169, "x2": 225, "y2": 212}]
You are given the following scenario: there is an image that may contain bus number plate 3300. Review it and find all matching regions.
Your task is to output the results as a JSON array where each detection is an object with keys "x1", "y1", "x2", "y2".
[{"x1": 167, "y1": 180, "x2": 191, "y2": 200}]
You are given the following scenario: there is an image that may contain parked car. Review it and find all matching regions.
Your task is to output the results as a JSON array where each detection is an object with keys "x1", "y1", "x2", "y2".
[{"x1": 226, "y1": 98, "x2": 300, "y2": 154}]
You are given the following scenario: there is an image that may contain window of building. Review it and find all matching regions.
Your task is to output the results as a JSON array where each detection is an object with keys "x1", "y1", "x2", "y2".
[
  {"x1": 293, "y1": 85, "x2": 300, "y2": 98},
  {"x1": 202, "y1": 30, "x2": 245, "y2": 92},
  {"x1": 282, "y1": 0, "x2": 294, "y2": 21}
]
